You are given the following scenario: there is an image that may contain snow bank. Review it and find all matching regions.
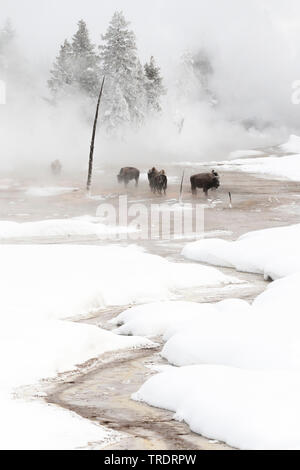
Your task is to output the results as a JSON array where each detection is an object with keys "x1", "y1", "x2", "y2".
[
  {"x1": 0, "y1": 244, "x2": 239, "y2": 321},
  {"x1": 124, "y1": 222, "x2": 300, "y2": 449},
  {"x1": 1, "y1": 320, "x2": 154, "y2": 391},
  {"x1": 113, "y1": 292, "x2": 300, "y2": 372},
  {"x1": 0, "y1": 320, "x2": 152, "y2": 449},
  {"x1": 134, "y1": 365, "x2": 300, "y2": 450},
  {"x1": 112, "y1": 301, "x2": 217, "y2": 337},
  {"x1": 187, "y1": 136, "x2": 300, "y2": 181},
  {"x1": 0, "y1": 217, "x2": 136, "y2": 240},
  {"x1": 227, "y1": 154, "x2": 300, "y2": 181},
  {"x1": 0, "y1": 396, "x2": 119, "y2": 450},
  {"x1": 182, "y1": 223, "x2": 300, "y2": 280},
  {"x1": 280, "y1": 134, "x2": 300, "y2": 154},
  {"x1": 2, "y1": 244, "x2": 177, "y2": 449}
]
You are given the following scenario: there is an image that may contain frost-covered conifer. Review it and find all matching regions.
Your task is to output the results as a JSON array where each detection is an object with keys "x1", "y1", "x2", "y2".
[
  {"x1": 48, "y1": 40, "x2": 74, "y2": 97},
  {"x1": 104, "y1": 82, "x2": 130, "y2": 134},
  {"x1": 177, "y1": 50, "x2": 217, "y2": 106},
  {"x1": 0, "y1": 19, "x2": 16, "y2": 74},
  {"x1": 71, "y1": 19, "x2": 100, "y2": 97}
]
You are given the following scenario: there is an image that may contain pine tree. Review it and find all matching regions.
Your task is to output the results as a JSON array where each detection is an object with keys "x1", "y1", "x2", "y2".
[
  {"x1": 177, "y1": 50, "x2": 217, "y2": 107},
  {"x1": 100, "y1": 11, "x2": 145, "y2": 130},
  {"x1": 144, "y1": 56, "x2": 166, "y2": 114},
  {"x1": 48, "y1": 40, "x2": 74, "y2": 97},
  {"x1": 48, "y1": 20, "x2": 100, "y2": 100},
  {"x1": 0, "y1": 19, "x2": 15, "y2": 74},
  {"x1": 71, "y1": 19, "x2": 100, "y2": 97}
]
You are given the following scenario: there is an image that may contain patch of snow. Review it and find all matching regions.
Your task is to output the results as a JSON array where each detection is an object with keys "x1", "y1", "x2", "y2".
[
  {"x1": 0, "y1": 216, "x2": 136, "y2": 240},
  {"x1": 229, "y1": 150, "x2": 264, "y2": 159},
  {"x1": 280, "y1": 134, "x2": 300, "y2": 154},
  {"x1": 1, "y1": 244, "x2": 174, "y2": 449},
  {"x1": 133, "y1": 365, "x2": 300, "y2": 450},
  {"x1": 113, "y1": 292, "x2": 300, "y2": 372},
  {"x1": 182, "y1": 223, "x2": 300, "y2": 280}
]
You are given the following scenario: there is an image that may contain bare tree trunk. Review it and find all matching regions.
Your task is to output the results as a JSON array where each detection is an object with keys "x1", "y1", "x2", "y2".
[
  {"x1": 179, "y1": 170, "x2": 185, "y2": 204},
  {"x1": 86, "y1": 76, "x2": 105, "y2": 193}
]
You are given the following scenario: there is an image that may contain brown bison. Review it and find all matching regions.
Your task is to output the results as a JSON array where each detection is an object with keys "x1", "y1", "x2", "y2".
[
  {"x1": 117, "y1": 167, "x2": 140, "y2": 186},
  {"x1": 190, "y1": 170, "x2": 220, "y2": 196},
  {"x1": 51, "y1": 159, "x2": 62, "y2": 176},
  {"x1": 148, "y1": 168, "x2": 167, "y2": 195}
]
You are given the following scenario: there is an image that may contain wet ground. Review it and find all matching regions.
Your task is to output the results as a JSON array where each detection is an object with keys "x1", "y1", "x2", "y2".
[{"x1": 3, "y1": 163, "x2": 300, "y2": 450}]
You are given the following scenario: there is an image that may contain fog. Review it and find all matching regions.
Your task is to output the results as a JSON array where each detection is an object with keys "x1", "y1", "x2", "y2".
[{"x1": 1, "y1": 0, "x2": 300, "y2": 174}]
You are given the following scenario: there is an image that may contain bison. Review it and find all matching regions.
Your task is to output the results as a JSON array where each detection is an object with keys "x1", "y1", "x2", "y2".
[
  {"x1": 117, "y1": 167, "x2": 140, "y2": 187},
  {"x1": 51, "y1": 160, "x2": 62, "y2": 176},
  {"x1": 148, "y1": 168, "x2": 167, "y2": 195},
  {"x1": 190, "y1": 171, "x2": 220, "y2": 197}
]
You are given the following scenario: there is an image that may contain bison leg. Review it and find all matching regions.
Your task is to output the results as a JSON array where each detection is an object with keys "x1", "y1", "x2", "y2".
[{"x1": 135, "y1": 177, "x2": 139, "y2": 187}]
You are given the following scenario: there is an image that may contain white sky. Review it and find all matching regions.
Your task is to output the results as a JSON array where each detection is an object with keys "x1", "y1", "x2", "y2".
[{"x1": 2, "y1": 0, "x2": 300, "y2": 68}]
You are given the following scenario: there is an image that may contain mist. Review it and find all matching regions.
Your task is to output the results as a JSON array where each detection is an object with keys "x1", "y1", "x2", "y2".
[{"x1": 1, "y1": 0, "x2": 300, "y2": 175}]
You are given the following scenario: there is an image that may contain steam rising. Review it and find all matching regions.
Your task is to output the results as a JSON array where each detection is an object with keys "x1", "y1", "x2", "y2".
[{"x1": 1, "y1": 0, "x2": 300, "y2": 174}]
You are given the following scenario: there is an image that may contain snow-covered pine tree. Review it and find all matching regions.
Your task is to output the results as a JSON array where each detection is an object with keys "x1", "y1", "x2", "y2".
[
  {"x1": 48, "y1": 40, "x2": 74, "y2": 98},
  {"x1": 100, "y1": 11, "x2": 146, "y2": 131},
  {"x1": 104, "y1": 82, "x2": 130, "y2": 134},
  {"x1": 0, "y1": 19, "x2": 15, "y2": 53},
  {"x1": 71, "y1": 19, "x2": 100, "y2": 97},
  {"x1": 144, "y1": 56, "x2": 166, "y2": 114},
  {"x1": 132, "y1": 59, "x2": 147, "y2": 125}
]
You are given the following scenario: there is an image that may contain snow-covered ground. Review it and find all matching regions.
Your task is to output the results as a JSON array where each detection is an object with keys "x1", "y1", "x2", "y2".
[
  {"x1": 26, "y1": 186, "x2": 79, "y2": 197},
  {"x1": 228, "y1": 149, "x2": 264, "y2": 159},
  {"x1": 212, "y1": 135, "x2": 300, "y2": 181},
  {"x1": 218, "y1": 153, "x2": 300, "y2": 181},
  {"x1": 279, "y1": 134, "x2": 300, "y2": 154},
  {"x1": 0, "y1": 216, "x2": 138, "y2": 241},
  {"x1": 113, "y1": 283, "x2": 300, "y2": 371},
  {"x1": 109, "y1": 221, "x2": 300, "y2": 449},
  {"x1": 182, "y1": 223, "x2": 300, "y2": 280},
  {"x1": 0, "y1": 243, "x2": 239, "y2": 449},
  {"x1": 133, "y1": 365, "x2": 300, "y2": 450}
]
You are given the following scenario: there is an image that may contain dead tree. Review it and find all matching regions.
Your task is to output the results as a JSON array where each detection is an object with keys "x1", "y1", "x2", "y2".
[{"x1": 86, "y1": 76, "x2": 105, "y2": 193}]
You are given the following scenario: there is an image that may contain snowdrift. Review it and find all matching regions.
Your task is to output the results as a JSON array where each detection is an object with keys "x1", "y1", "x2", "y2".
[{"x1": 113, "y1": 288, "x2": 300, "y2": 371}]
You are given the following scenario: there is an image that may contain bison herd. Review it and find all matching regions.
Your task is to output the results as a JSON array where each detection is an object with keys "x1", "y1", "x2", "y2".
[
  {"x1": 190, "y1": 170, "x2": 220, "y2": 196},
  {"x1": 50, "y1": 159, "x2": 221, "y2": 197},
  {"x1": 118, "y1": 166, "x2": 220, "y2": 197}
]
